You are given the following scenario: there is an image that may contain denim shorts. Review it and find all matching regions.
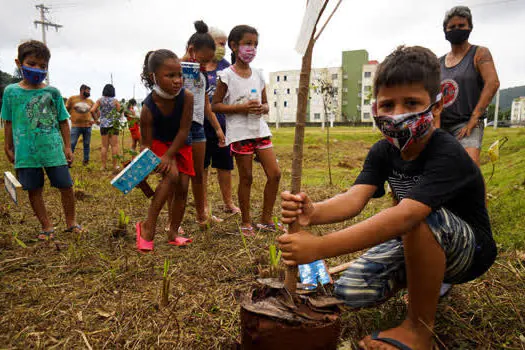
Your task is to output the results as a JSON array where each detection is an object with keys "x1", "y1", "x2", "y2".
[
  {"x1": 16, "y1": 165, "x2": 73, "y2": 191},
  {"x1": 190, "y1": 121, "x2": 206, "y2": 143},
  {"x1": 333, "y1": 208, "x2": 476, "y2": 308},
  {"x1": 443, "y1": 120, "x2": 484, "y2": 149}
]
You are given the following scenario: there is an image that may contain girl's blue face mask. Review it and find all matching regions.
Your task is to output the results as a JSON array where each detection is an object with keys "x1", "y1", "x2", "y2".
[{"x1": 21, "y1": 65, "x2": 47, "y2": 85}]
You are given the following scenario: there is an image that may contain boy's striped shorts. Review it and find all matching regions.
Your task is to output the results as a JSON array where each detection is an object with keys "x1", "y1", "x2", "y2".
[{"x1": 333, "y1": 208, "x2": 476, "y2": 308}]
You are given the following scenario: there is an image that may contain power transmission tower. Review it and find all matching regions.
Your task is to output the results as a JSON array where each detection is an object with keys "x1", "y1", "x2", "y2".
[{"x1": 34, "y1": 4, "x2": 62, "y2": 84}]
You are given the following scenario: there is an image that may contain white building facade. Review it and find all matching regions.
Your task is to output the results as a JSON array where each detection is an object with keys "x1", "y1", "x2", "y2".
[
  {"x1": 511, "y1": 97, "x2": 525, "y2": 124},
  {"x1": 360, "y1": 61, "x2": 378, "y2": 123},
  {"x1": 268, "y1": 67, "x2": 343, "y2": 124}
]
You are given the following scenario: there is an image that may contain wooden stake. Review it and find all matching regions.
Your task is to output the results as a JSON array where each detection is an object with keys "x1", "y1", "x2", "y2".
[
  {"x1": 285, "y1": 0, "x2": 335, "y2": 294},
  {"x1": 285, "y1": 37, "x2": 316, "y2": 293},
  {"x1": 328, "y1": 261, "x2": 353, "y2": 275}
]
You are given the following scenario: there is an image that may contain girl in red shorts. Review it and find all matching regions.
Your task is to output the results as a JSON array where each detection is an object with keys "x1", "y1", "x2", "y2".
[
  {"x1": 135, "y1": 49, "x2": 194, "y2": 252},
  {"x1": 125, "y1": 99, "x2": 141, "y2": 151},
  {"x1": 212, "y1": 25, "x2": 282, "y2": 236}
]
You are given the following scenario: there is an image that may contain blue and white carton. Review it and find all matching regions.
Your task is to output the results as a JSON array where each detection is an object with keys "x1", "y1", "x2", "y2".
[
  {"x1": 111, "y1": 148, "x2": 160, "y2": 194},
  {"x1": 298, "y1": 259, "x2": 332, "y2": 290},
  {"x1": 181, "y1": 62, "x2": 200, "y2": 81}
]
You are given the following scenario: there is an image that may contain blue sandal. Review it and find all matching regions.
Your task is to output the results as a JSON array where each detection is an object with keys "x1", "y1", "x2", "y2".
[
  {"x1": 370, "y1": 331, "x2": 413, "y2": 350},
  {"x1": 37, "y1": 229, "x2": 55, "y2": 241}
]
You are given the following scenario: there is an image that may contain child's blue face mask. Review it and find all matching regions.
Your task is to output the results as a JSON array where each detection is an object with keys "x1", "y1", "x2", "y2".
[{"x1": 21, "y1": 66, "x2": 47, "y2": 85}]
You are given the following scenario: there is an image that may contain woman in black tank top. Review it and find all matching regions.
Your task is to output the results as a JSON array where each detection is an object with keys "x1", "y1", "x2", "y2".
[{"x1": 439, "y1": 6, "x2": 500, "y2": 166}]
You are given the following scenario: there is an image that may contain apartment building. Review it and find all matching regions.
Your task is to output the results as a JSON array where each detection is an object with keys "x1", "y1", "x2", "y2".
[
  {"x1": 268, "y1": 49, "x2": 376, "y2": 124},
  {"x1": 511, "y1": 97, "x2": 525, "y2": 124},
  {"x1": 268, "y1": 67, "x2": 343, "y2": 124},
  {"x1": 360, "y1": 61, "x2": 379, "y2": 122}
]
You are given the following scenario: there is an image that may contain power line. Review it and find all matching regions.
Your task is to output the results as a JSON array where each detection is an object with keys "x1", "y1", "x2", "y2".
[
  {"x1": 470, "y1": 0, "x2": 519, "y2": 7},
  {"x1": 34, "y1": 4, "x2": 63, "y2": 84}
]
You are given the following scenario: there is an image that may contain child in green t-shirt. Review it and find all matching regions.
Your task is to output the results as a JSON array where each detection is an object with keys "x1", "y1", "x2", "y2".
[{"x1": 1, "y1": 40, "x2": 82, "y2": 239}]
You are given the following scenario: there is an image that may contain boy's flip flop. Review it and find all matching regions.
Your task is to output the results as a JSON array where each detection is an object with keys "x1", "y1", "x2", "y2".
[
  {"x1": 136, "y1": 222, "x2": 154, "y2": 252},
  {"x1": 369, "y1": 331, "x2": 413, "y2": 350},
  {"x1": 37, "y1": 229, "x2": 55, "y2": 241},
  {"x1": 168, "y1": 236, "x2": 193, "y2": 246}
]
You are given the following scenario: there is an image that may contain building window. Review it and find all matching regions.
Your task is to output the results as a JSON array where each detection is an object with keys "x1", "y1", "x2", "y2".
[
  {"x1": 314, "y1": 113, "x2": 321, "y2": 120},
  {"x1": 364, "y1": 99, "x2": 370, "y2": 105},
  {"x1": 296, "y1": 88, "x2": 299, "y2": 94},
  {"x1": 274, "y1": 101, "x2": 277, "y2": 107},
  {"x1": 364, "y1": 85, "x2": 372, "y2": 92},
  {"x1": 274, "y1": 89, "x2": 277, "y2": 95},
  {"x1": 284, "y1": 75, "x2": 287, "y2": 81},
  {"x1": 363, "y1": 112, "x2": 371, "y2": 120},
  {"x1": 334, "y1": 87, "x2": 338, "y2": 94},
  {"x1": 284, "y1": 101, "x2": 288, "y2": 107},
  {"x1": 287, "y1": 88, "x2": 290, "y2": 94},
  {"x1": 331, "y1": 73, "x2": 338, "y2": 80},
  {"x1": 364, "y1": 72, "x2": 372, "y2": 78},
  {"x1": 277, "y1": 76, "x2": 280, "y2": 82}
]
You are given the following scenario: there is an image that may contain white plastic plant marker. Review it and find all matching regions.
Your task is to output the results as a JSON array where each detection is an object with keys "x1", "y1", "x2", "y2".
[{"x1": 4, "y1": 171, "x2": 22, "y2": 204}]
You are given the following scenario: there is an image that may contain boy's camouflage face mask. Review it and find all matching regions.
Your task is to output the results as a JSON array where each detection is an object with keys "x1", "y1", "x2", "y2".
[{"x1": 373, "y1": 94, "x2": 441, "y2": 151}]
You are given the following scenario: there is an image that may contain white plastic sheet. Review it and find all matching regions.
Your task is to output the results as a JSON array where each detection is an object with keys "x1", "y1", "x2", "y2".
[{"x1": 295, "y1": 0, "x2": 326, "y2": 55}]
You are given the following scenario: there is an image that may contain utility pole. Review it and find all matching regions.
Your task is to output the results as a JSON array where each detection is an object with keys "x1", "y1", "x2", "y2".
[
  {"x1": 34, "y1": 4, "x2": 62, "y2": 84},
  {"x1": 494, "y1": 89, "x2": 500, "y2": 129}
]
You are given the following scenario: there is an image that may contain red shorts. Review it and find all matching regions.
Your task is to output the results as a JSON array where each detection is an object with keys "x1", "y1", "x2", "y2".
[
  {"x1": 151, "y1": 140, "x2": 195, "y2": 176},
  {"x1": 129, "y1": 126, "x2": 141, "y2": 141},
  {"x1": 230, "y1": 137, "x2": 273, "y2": 155}
]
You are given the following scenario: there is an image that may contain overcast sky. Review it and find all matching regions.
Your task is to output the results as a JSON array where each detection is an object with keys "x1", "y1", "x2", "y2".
[{"x1": 1, "y1": 0, "x2": 524, "y2": 100}]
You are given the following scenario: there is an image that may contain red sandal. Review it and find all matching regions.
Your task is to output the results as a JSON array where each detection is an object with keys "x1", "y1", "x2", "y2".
[
  {"x1": 136, "y1": 222, "x2": 154, "y2": 252},
  {"x1": 168, "y1": 236, "x2": 193, "y2": 246}
]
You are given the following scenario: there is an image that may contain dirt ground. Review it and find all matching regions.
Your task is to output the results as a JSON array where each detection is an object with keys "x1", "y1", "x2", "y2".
[{"x1": 1, "y1": 129, "x2": 524, "y2": 349}]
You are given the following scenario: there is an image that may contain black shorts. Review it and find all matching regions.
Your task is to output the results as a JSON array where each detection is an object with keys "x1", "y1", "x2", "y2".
[
  {"x1": 100, "y1": 127, "x2": 119, "y2": 136},
  {"x1": 16, "y1": 165, "x2": 73, "y2": 191},
  {"x1": 204, "y1": 138, "x2": 234, "y2": 170}
]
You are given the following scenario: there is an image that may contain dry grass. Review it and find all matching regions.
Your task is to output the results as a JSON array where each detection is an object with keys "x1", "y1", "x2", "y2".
[{"x1": 0, "y1": 127, "x2": 524, "y2": 349}]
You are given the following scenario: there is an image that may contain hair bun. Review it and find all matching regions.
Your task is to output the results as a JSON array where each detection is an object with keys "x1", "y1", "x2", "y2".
[{"x1": 194, "y1": 20, "x2": 208, "y2": 34}]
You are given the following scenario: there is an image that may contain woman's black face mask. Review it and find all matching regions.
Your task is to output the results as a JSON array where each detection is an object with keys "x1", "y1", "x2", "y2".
[{"x1": 445, "y1": 29, "x2": 471, "y2": 45}]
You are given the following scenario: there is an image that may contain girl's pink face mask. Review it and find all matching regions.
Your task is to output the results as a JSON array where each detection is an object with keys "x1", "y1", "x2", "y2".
[{"x1": 238, "y1": 45, "x2": 257, "y2": 63}]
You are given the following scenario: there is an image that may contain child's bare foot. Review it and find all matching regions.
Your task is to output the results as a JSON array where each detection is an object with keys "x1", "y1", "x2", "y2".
[
  {"x1": 167, "y1": 227, "x2": 192, "y2": 246},
  {"x1": 140, "y1": 222, "x2": 154, "y2": 241},
  {"x1": 224, "y1": 204, "x2": 241, "y2": 214},
  {"x1": 166, "y1": 226, "x2": 185, "y2": 241},
  {"x1": 197, "y1": 215, "x2": 224, "y2": 229},
  {"x1": 358, "y1": 321, "x2": 434, "y2": 350}
]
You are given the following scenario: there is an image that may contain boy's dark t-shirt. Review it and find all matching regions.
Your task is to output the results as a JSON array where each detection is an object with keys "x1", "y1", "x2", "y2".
[{"x1": 355, "y1": 129, "x2": 496, "y2": 282}]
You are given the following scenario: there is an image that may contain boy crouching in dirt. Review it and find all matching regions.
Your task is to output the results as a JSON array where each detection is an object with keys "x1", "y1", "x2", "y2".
[
  {"x1": 278, "y1": 46, "x2": 496, "y2": 349},
  {"x1": 1, "y1": 40, "x2": 82, "y2": 240}
]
